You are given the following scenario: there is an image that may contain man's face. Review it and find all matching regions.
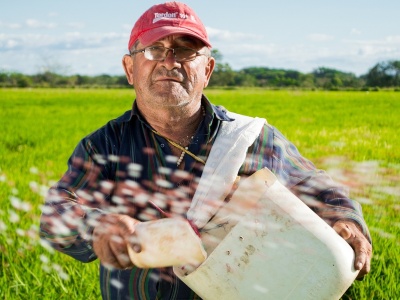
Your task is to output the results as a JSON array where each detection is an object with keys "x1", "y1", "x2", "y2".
[{"x1": 123, "y1": 35, "x2": 214, "y2": 109}]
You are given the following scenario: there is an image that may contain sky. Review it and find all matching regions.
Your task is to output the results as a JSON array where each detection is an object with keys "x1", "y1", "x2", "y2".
[{"x1": 1, "y1": 0, "x2": 399, "y2": 76}]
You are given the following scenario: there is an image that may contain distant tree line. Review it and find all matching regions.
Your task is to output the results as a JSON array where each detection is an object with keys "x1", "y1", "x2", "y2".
[
  {"x1": 1, "y1": 50, "x2": 400, "y2": 90},
  {"x1": 0, "y1": 72, "x2": 130, "y2": 89}
]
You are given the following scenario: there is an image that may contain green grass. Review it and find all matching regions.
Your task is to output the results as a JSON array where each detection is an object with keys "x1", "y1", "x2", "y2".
[{"x1": 0, "y1": 88, "x2": 399, "y2": 299}]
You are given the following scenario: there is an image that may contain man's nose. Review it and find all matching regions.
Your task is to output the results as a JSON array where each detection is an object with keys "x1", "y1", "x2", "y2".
[
  {"x1": 164, "y1": 49, "x2": 178, "y2": 61},
  {"x1": 162, "y1": 49, "x2": 181, "y2": 69}
]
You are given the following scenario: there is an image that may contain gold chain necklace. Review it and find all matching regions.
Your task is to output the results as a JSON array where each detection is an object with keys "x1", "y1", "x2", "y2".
[
  {"x1": 151, "y1": 129, "x2": 206, "y2": 165},
  {"x1": 151, "y1": 106, "x2": 206, "y2": 166}
]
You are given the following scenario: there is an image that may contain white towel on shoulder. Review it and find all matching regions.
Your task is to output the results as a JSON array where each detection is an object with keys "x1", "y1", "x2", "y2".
[{"x1": 187, "y1": 112, "x2": 266, "y2": 228}]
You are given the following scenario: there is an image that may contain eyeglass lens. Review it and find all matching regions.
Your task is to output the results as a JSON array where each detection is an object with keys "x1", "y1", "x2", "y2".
[{"x1": 145, "y1": 46, "x2": 197, "y2": 61}]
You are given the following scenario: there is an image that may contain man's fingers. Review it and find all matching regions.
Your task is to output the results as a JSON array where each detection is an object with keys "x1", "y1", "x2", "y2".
[
  {"x1": 111, "y1": 247, "x2": 133, "y2": 269},
  {"x1": 127, "y1": 235, "x2": 142, "y2": 253},
  {"x1": 109, "y1": 236, "x2": 133, "y2": 269},
  {"x1": 333, "y1": 220, "x2": 372, "y2": 279},
  {"x1": 93, "y1": 238, "x2": 121, "y2": 269},
  {"x1": 95, "y1": 234, "x2": 133, "y2": 269},
  {"x1": 332, "y1": 222, "x2": 352, "y2": 240},
  {"x1": 353, "y1": 240, "x2": 372, "y2": 279},
  {"x1": 92, "y1": 214, "x2": 140, "y2": 269}
]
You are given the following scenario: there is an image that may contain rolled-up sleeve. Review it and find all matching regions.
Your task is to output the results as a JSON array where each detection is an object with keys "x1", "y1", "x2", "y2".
[{"x1": 245, "y1": 123, "x2": 371, "y2": 243}]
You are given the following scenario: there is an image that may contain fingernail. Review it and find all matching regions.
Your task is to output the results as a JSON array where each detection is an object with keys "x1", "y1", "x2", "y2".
[
  {"x1": 132, "y1": 244, "x2": 141, "y2": 253},
  {"x1": 357, "y1": 262, "x2": 363, "y2": 270}
]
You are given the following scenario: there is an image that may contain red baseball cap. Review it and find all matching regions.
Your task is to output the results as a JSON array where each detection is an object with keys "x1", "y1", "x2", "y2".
[{"x1": 128, "y1": 2, "x2": 211, "y2": 50}]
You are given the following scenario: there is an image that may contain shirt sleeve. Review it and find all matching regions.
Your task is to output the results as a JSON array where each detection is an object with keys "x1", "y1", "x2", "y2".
[
  {"x1": 39, "y1": 137, "x2": 110, "y2": 263},
  {"x1": 248, "y1": 123, "x2": 372, "y2": 243}
]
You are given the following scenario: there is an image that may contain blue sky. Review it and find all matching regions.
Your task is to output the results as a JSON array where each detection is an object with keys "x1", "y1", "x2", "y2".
[{"x1": 1, "y1": 0, "x2": 399, "y2": 76}]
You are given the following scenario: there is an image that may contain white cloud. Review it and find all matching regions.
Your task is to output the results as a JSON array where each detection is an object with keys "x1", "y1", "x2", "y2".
[
  {"x1": 307, "y1": 33, "x2": 334, "y2": 42},
  {"x1": 26, "y1": 19, "x2": 57, "y2": 29},
  {"x1": 350, "y1": 28, "x2": 362, "y2": 35},
  {"x1": 206, "y1": 26, "x2": 263, "y2": 43},
  {"x1": 0, "y1": 21, "x2": 22, "y2": 29},
  {"x1": 0, "y1": 31, "x2": 128, "y2": 52},
  {"x1": 122, "y1": 24, "x2": 133, "y2": 31},
  {"x1": 0, "y1": 33, "x2": 52, "y2": 50},
  {"x1": 345, "y1": 35, "x2": 400, "y2": 58},
  {"x1": 67, "y1": 22, "x2": 86, "y2": 29},
  {"x1": 1, "y1": 23, "x2": 399, "y2": 76},
  {"x1": 0, "y1": 31, "x2": 129, "y2": 75},
  {"x1": 212, "y1": 33, "x2": 400, "y2": 75}
]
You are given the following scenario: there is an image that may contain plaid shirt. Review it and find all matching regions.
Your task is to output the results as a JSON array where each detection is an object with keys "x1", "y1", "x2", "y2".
[{"x1": 40, "y1": 95, "x2": 371, "y2": 300}]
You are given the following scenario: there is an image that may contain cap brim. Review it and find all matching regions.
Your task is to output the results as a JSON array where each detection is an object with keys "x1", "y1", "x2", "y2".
[{"x1": 138, "y1": 26, "x2": 212, "y2": 48}]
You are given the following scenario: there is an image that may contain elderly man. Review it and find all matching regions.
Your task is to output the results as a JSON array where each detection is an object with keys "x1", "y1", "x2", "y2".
[{"x1": 40, "y1": 2, "x2": 372, "y2": 299}]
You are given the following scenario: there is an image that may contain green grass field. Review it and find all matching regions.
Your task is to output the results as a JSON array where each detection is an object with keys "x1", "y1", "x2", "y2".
[{"x1": 0, "y1": 88, "x2": 399, "y2": 299}]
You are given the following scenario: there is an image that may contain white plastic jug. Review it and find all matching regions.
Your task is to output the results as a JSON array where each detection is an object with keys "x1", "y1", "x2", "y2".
[
  {"x1": 127, "y1": 218, "x2": 206, "y2": 268},
  {"x1": 174, "y1": 168, "x2": 359, "y2": 299}
]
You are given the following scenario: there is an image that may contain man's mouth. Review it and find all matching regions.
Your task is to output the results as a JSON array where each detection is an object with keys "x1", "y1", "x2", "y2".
[{"x1": 156, "y1": 77, "x2": 182, "y2": 83}]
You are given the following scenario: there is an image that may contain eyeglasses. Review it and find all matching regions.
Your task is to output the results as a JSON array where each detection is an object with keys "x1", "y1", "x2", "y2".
[{"x1": 130, "y1": 46, "x2": 208, "y2": 62}]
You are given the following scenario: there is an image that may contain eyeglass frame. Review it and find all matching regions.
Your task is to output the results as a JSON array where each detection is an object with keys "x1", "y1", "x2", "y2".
[{"x1": 129, "y1": 45, "x2": 209, "y2": 62}]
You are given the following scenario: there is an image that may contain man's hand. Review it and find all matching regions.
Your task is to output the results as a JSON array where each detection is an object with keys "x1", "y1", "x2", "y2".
[
  {"x1": 333, "y1": 220, "x2": 372, "y2": 280},
  {"x1": 92, "y1": 214, "x2": 141, "y2": 269}
]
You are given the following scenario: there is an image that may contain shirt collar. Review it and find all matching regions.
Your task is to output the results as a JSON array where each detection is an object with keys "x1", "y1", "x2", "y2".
[
  {"x1": 202, "y1": 94, "x2": 235, "y2": 122},
  {"x1": 119, "y1": 94, "x2": 235, "y2": 124}
]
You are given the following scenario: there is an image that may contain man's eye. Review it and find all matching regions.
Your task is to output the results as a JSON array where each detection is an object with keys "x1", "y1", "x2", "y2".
[
  {"x1": 177, "y1": 48, "x2": 195, "y2": 54},
  {"x1": 148, "y1": 46, "x2": 164, "y2": 52}
]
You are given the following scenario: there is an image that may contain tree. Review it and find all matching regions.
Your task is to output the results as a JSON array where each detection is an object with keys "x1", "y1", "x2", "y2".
[
  {"x1": 365, "y1": 60, "x2": 400, "y2": 87},
  {"x1": 0, "y1": 72, "x2": 9, "y2": 87},
  {"x1": 209, "y1": 63, "x2": 236, "y2": 86},
  {"x1": 312, "y1": 67, "x2": 359, "y2": 89},
  {"x1": 75, "y1": 74, "x2": 91, "y2": 86},
  {"x1": 7, "y1": 73, "x2": 32, "y2": 88},
  {"x1": 208, "y1": 49, "x2": 237, "y2": 87},
  {"x1": 211, "y1": 49, "x2": 223, "y2": 64},
  {"x1": 241, "y1": 67, "x2": 302, "y2": 87}
]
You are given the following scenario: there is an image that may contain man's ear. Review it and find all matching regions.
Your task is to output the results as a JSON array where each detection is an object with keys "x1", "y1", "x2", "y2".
[
  {"x1": 122, "y1": 54, "x2": 134, "y2": 85},
  {"x1": 203, "y1": 57, "x2": 215, "y2": 88}
]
